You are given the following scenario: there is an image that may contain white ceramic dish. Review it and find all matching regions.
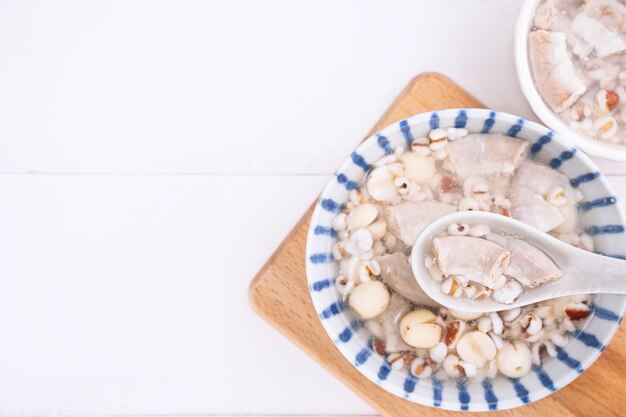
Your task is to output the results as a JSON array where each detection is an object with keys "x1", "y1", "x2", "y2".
[
  {"x1": 515, "y1": 0, "x2": 626, "y2": 161},
  {"x1": 305, "y1": 108, "x2": 626, "y2": 411}
]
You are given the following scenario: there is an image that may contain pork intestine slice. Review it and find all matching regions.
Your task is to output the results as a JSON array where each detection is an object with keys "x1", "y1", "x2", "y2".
[
  {"x1": 509, "y1": 161, "x2": 578, "y2": 234},
  {"x1": 384, "y1": 201, "x2": 457, "y2": 246},
  {"x1": 446, "y1": 134, "x2": 528, "y2": 184},
  {"x1": 379, "y1": 292, "x2": 413, "y2": 353},
  {"x1": 486, "y1": 234, "x2": 563, "y2": 288},
  {"x1": 529, "y1": 30, "x2": 587, "y2": 113},
  {"x1": 433, "y1": 235, "x2": 510, "y2": 289},
  {"x1": 571, "y1": 0, "x2": 626, "y2": 59},
  {"x1": 375, "y1": 252, "x2": 440, "y2": 308}
]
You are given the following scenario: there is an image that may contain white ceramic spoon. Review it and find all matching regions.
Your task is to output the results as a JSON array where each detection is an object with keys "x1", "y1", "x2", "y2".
[{"x1": 410, "y1": 211, "x2": 626, "y2": 313}]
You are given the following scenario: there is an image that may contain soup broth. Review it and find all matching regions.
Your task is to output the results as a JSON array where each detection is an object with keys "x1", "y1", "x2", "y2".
[
  {"x1": 529, "y1": 0, "x2": 626, "y2": 144},
  {"x1": 332, "y1": 128, "x2": 593, "y2": 380}
]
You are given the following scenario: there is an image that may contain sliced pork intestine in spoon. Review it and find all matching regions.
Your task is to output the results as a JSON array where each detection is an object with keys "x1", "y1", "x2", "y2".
[
  {"x1": 486, "y1": 234, "x2": 563, "y2": 288},
  {"x1": 433, "y1": 236, "x2": 510, "y2": 289},
  {"x1": 529, "y1": 30, "x2": 587, "y2": 113}
]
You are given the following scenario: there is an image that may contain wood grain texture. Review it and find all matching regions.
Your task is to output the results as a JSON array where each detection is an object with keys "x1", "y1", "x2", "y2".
[{"x1": 248, "y1": 73, "x2": 626, "y2": 417}]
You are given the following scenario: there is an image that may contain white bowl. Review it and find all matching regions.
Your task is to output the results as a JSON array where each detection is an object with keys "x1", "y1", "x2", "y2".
[
  {"x1": 514, "y1": 0, "x2": 626, "y2": 161},
  {"x1": 305, "y1": 108, "x2": 626, "y2": 411}
]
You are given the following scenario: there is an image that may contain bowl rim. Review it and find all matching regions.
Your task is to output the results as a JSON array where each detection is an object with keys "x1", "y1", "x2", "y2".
[
  {"x1": 305, "y1": 108, "x2": 626, "y2": 411},
  {"x1": 514, "y1": 0, "x2": 626, "y2": 161}
]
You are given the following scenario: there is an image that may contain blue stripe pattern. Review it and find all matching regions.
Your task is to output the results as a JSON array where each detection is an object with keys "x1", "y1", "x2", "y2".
[
  {"x1": 377, "y1": 362, "x2": 391, "y2": 381},
  {"x1": 482, "y1": 378, "x2": 498, "y2": 410},
  {"x1": 431, "y1": 376, "x2": 443, "y2": 407},
  {"x1": 429, "y1": 112, "x2": 440, "y2": 129},
  {"x1": 399, "y1": 120, "x2": 413, "y2": 147},
  {"x1": 336, "y1": 173, "x2": 359, "y2": 190},
  {"x1": 403, "y1": 374, "x2": 418, "y2": 397},
  {"x1": 532, "y1": 365, "x2": 556, "y2": 391},
  {"x1": 320, "y1": 198, "x2": 341, "y2": 213},
  {"x1": 555, "y1": 346, "x2": 584, "y2": 373},
  {"x1": 338, "y1": 320, "x2": 364, "y2": 343},
  {"x1": 319, "y1": 301, "x2": 345, "y2": 319},
  {"x1": 310, "y1": 278, "x2": 334, "y2": 292},
  {"x1": 351, "y1": 151, "x2": 372, "y2": 172},
  {"x1": 455, "y1": 110, "x2": 468, "y2": 128},
  {"x1": 355, "y1": 347, "x2": 373, "y2": 366},
  {"x1": 590, "y1": 303, "x2": 622, "y2": 322},
  {"x1": 510, "y1": 378, "x2": 530, "y2": 404},
  {"x1": 456, "y1": 378, "x2": 470, "y2": 411},
  {"x1": 570, "y1": 171, "x2": 600, "y2": 187},
  {"x1": 585, "y1": 225, "x2": 624, "y2": 235},
  {"x1": 573, "y1": 329, "x2": 606, "y2": 350},
  {"x1": 481, "y1": 111, "x2": 496, "y2": 133},
  {"x1": 314, "y1": 225, "x2": 337, "y2": 237},
  {"x1": 338, "y1": 327, "x2": 352, "y2": 342},
  {"x1": 377, "y1": 134, "x2": 392, "y2": 154},
  {"x1": 530, "y1": 131, "x2": 553, "y2": 155},
  {"x1": 578, "y1": 196, "x2": 618, "y2": 212},
  {"x1": 309, "y1": 253, "x2": 334, "y2": 264},
  {"x1": 507, "y1": 118, "x2": 524, "y2": 137},
  {"x1": 549, "y1": 148, "x2": 577, "y2": 169}
]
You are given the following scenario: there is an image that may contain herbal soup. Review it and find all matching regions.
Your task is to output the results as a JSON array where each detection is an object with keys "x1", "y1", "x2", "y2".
[
  {"x1": 529, "y1": 0, "x2": 626, "y2": 144},
  {"x1": 332, "y1": 128, "x2": 593, "y2": 380}
]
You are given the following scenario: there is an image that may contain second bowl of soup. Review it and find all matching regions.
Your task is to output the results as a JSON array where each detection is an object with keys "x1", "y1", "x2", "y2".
[{"x1": 516, "y1": 0, "x2": 626, "y2": 160}]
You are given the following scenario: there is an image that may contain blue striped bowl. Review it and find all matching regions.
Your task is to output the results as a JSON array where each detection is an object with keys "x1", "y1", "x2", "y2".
[{"x1": 305, "y1": 108, "x2": 626, "y2": 411}]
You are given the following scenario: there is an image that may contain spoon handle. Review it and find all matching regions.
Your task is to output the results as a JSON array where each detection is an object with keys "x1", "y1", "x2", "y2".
[{"x1": 564, "y1": 248, "x2": 626, "y2": 295}]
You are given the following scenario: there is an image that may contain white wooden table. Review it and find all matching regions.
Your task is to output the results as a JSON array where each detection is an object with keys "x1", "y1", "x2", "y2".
[{"x1": 1, "y1": 1, "x2": 625, "y2": 416}]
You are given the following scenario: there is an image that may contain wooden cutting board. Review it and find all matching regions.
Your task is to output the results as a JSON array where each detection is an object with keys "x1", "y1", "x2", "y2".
[{"x1": 248, "y1": 73, "x2": 626, "y2": 417}]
